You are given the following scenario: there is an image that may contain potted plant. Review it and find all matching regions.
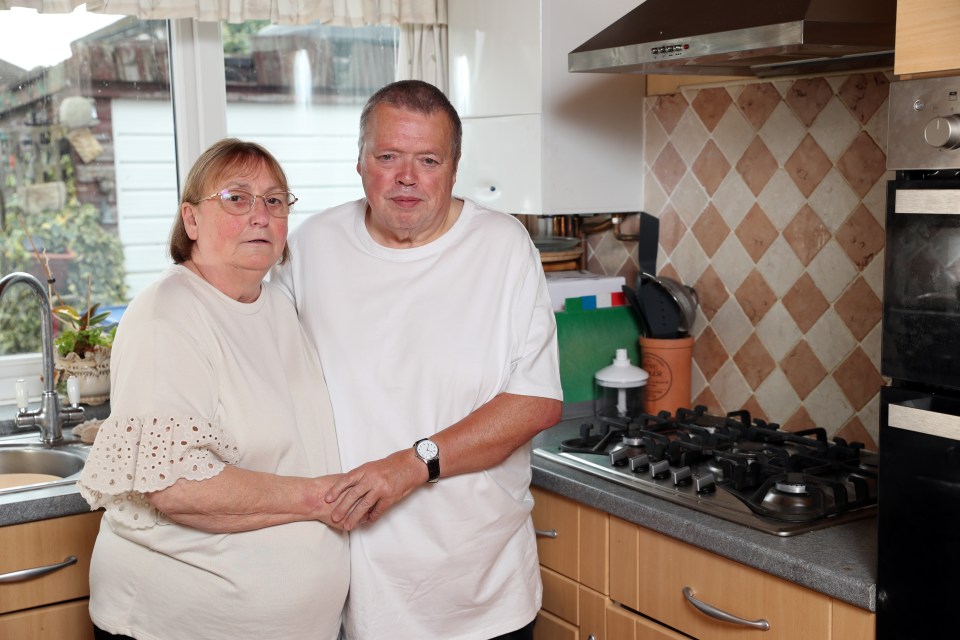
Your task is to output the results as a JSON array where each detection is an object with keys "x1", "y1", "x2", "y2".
[{"x1": 52, "y1": 301, "x2": 115, "y2": 404}]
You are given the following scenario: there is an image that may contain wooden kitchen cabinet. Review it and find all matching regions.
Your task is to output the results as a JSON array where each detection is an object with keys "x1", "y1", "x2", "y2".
[
  {"x1": 0, "y1": 511, "x2": 102, "y2": 640},
  {"x1": 533, "y1": 488, "x2": 874, "y2": 640},
  {"x1": 448, "y1": 0, "x2": 644, "y2": 216},
  {"x1": 895, "y1": 0, "x2": 960, "y2": 77}
]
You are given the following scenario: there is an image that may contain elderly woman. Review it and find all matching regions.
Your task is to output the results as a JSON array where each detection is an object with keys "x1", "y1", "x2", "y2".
[{"x1": 78, "y1": 139, "x2": 348, "y2": 640}]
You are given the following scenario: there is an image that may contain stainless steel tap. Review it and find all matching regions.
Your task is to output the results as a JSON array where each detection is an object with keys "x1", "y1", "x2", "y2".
[{"x1": 0, "y1": 272, "x2": 85, "y2": 445}]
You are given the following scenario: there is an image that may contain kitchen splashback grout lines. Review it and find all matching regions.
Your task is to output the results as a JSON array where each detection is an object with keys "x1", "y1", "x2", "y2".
[{"x1": 591, "y1": 71, "x2": 892, "y2": 448}]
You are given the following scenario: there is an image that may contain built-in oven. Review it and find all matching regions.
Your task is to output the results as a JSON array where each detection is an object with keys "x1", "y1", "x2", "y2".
[{"x1": 878, "y1": 75, "x2": 960, "y2": 639}]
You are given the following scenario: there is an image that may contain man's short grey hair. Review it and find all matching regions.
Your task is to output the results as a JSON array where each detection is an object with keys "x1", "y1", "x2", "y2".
[{"x1": 358, "y1": 80, "x2": 462, "y2": 165}]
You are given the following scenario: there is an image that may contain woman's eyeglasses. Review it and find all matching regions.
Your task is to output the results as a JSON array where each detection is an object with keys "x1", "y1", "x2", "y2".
[{"x1": 200, "y1": 189, "x2": 298, "y2": 217}]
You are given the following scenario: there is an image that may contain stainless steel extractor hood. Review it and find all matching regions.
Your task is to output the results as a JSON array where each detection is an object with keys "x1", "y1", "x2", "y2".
[{"x1": 569, "y1": 0, "x2": 896, "y2": 77}]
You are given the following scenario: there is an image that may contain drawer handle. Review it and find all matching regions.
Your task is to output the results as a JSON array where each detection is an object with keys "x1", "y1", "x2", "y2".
[
  {"x1": 535, "y1": 528, "x2": 558, "y2": 539},
  {"x1": 0, "y1": 556, "x2": 78, "y2": 584},
  {"x1": 683, "y1": 586, "x2": 770, "y2": 631}
]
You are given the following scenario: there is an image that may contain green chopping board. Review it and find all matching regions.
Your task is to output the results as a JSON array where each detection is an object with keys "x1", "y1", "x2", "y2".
[{"x1": 555, "y1": 302, "x2": 643, "y2": 403}]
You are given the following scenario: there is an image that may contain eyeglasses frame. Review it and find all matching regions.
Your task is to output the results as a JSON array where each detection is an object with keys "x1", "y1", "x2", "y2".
[{"x1": 198, "y1": 188, "x2": 299, "y2": 218}]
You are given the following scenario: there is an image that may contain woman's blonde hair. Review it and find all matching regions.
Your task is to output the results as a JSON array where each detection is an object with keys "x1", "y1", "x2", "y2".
[{"x1": 169, "y1": 138, "x2": 291, "y2": 264}]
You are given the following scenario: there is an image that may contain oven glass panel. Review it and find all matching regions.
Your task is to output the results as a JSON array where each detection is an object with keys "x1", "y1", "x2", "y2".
[{"x1": 882, "y1": 180, "x2": 960, "y2": 390}]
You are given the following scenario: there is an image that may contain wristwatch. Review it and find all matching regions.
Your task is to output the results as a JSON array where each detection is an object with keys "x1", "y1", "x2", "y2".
[{"x1": 413, "y1": 438, "x2": 440, "y2": 483}]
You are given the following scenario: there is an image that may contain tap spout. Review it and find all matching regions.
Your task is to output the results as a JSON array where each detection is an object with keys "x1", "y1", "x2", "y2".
[{"x1": 0, "y1": 271, "x2": 84, "y2": 445}]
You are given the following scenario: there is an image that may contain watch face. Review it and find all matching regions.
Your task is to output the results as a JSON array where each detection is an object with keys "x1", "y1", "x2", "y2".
[{"x1": 416, "y1": 440, "x2": 439, "y2": 460}]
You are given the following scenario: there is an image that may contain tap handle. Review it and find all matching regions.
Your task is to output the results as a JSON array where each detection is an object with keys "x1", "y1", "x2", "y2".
[
  {"x1": 15, "y1": 379, "x2": 28, "y2": 412},
  {"x1": 66, "y1": 377, "x2": 80, "y2": 407}
]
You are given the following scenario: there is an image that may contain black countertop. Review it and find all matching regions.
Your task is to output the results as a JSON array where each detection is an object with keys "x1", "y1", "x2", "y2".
[{"x1": 530, "y1": 419, "x2": 877, "y2": 612}]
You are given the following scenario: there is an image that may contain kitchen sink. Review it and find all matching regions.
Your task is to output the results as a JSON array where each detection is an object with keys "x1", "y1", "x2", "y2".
[{"x1": 0, "y1": 441, "x2": 89, "y2": 494}]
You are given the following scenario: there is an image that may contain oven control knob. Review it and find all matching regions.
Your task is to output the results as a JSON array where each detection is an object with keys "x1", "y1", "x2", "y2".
[
  {"x1": 694, "y1": 473, "x2": 716, "y2": 494},
  {"x1": 610, "y1": 447, "x2": 632, "y2": 467},
  {"x1": 629, "y1": 453, "x2": 650, "y2": 472},
  {"x1": 672, "y1": 466, "x2": 692, "y2": 486},
  {"x1": 924, "y1": 115, "x2": 960, "y2": 149},
  {"x1": 651, "y1": 459, "x2": 671, "y2": 479}
]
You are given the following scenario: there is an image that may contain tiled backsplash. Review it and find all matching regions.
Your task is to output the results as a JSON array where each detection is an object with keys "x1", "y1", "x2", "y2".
[{"x1": 585, "y1": 71, "x2": 892, "y2": 449}]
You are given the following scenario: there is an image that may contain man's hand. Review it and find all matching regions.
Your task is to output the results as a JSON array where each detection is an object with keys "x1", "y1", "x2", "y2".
[{"x1": 324, "y1": 450, "x2": 425, "y2": 530}]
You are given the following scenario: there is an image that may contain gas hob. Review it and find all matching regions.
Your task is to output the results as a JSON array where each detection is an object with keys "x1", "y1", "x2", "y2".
[{"x1": 533, "y1": 406, "x2": 878, "y2": 536}]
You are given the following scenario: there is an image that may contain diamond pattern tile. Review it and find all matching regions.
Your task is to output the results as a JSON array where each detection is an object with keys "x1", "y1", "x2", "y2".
[
  {"x1": 583, "y1": 71, "x2": 891, "y2": 445},
  {"x1": 782, "y1": 273, "x2": 830, "y2": 333},
  {"x1": 782, "y1": 340, "x2": 828, "y2": 399},
  {"x1": 692, "y1": 325, "x2": 729, "y2": 382},
  {"x1": 835, "y1": 277, "x2": 882, "y2": 341},
  {"x1": 734, "y1": 334, "x2": 776, "y2": 390},
  {"x1": 783, "y1": 204, "x2": 830, "y2": 266},
  {"x1": 835, "y1": 416, "x2": 877, "y2": 450},
  {"x1": 836, "y1": 203, "x2": 885, "y2": 269},
  {"x1": 786, "y1": 77, "x2": 833, "y2": 126},
  {"x1": 692, "y1": 203, "x2": 730, "y2": 258},
  {"x1": 652, "y1": 92, "x2": 689, "y2": 134},
  {"x1": 657, "y1": 205, "x2": 687, "y2": 258},
  {"x1": 734, "y1": 204, "x2": 778, "y2": 263},
  {"x1": 736, "y1": 82, "x2": 781, "y2": 129},
  {"x1": 652, "y1": 142, "x2": 687, "y2": 196},
  {"x1": 691, "y1": 140, "x2": 731, "y2": 196},
  {"x1": 735, "y1": 270, "x2": 777, "y2": 325},
  {"x1": 691, "y1": 87, "x2": 733, "y2": 132},
  {"x1": 736, "y1": 136, "x2": 778, "y2": 196},
  {"x1": 837, "y1": 131, "x2": 887, "y2": 198},
  {"x1": 834, "y1": 347, "x2": 884, "y2": 411},
  {"x1": 785, "y1": 135, "x2": 832, "y2": 197},
  {"x1": 693, "y1": 265, "x2": 729, "y2": 321},
  {"x1": 838, "y1": 72, "x2": 890, "y2": 125}
]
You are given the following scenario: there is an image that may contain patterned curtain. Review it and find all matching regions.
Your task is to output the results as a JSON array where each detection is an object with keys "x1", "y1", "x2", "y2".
[{"x1": 0, "y1": 0, "x2": 448, "y2": 84}]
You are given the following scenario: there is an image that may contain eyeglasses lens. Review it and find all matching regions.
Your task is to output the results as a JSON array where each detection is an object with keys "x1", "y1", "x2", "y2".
[{"x1": 218, "y1": 189, "x2": 295, "y2": 217}]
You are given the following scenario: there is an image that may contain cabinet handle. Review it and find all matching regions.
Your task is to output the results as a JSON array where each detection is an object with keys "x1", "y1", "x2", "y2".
[
  {"x1": 534, "y1": 528, "x2": 558, "y2": 538},
  {"x1": 682, "y1": 586, "x2": 770, "y2": 631},
  {"x1": 0, "y1": 556, "x2": 78, "y2": 584}
]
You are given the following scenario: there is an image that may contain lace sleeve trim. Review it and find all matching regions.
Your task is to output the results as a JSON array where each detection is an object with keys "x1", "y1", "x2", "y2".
[{"x1": 77, "y1": 415, "x2": 240, "y2": 529}]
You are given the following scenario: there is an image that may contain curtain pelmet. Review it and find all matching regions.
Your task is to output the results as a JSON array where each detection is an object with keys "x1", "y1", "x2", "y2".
[{"x1": 0, "y1": 0, "x2": 447, "y2": 25}]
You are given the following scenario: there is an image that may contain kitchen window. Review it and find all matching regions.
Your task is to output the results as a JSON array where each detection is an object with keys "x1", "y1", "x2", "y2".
[{"x1": 0, "y1": 5, "x2": 399, "y2": 402}]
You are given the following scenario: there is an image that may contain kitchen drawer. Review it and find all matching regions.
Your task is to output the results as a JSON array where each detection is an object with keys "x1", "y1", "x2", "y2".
[
  {"x1": 541, "y1": 566, "x2": 579, "y2": 626},
  {"x1": 532, "y1": 487, "x2": 608, "y2": 593},
  {"x1": 609, "y1": 517, "x2": 832, "y2": 639},
  {"x1": 0, "y1": 598, "x2": 94, "y2": 640},
  {"x1": 0, "y1": 512, "x2": 102, "y2": 615},
  {"x1": 534, "y1": 609, "x2": 577, "y2": 640}
]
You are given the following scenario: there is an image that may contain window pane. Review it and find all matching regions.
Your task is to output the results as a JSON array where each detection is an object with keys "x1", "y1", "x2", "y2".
[
  {"x1": 221, "y1": 22, "x2": 398, "y2": 231},
  {"x1": 0, "y1": 8, "x2": 174, "y2": 367}
]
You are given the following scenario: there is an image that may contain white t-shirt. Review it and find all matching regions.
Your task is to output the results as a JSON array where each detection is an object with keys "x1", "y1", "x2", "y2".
[
  {"x1": 273, "y1": 198, "x2": 563, "y2": 640},
  {"x1": 78, "y1": 265, "x2": 349, "y2": 640}
]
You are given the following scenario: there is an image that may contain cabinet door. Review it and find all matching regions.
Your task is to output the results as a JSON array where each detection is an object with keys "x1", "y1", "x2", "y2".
[
  {"x1": 0, "y1": 599, "x2": 94, "y2": 640},
  {"x1": 578, "y1": 500, "x2": 608, "y2": 595},
  {"x1": 531, "y1": 487, "x2": 580, "y2": 581},
  {"x1": 895, "y1": 0, "x2": 960, "y2": 76},
  {"x1": 832, "y1": 599, "x2": 875, "y2": 640},
  {"x1": 454, "y1": 115, "x2": 542, "y2": 215},
  {"x1": 0, "y1": 512, "x2": 102, "y2": 615},
  {"x1": 448, "y1": 0, "x2": 541, "y2": 117}
]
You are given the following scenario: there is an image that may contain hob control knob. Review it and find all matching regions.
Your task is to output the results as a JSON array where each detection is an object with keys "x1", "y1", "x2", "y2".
[
  {"x1": 629, "y1": 453, "x2": 650, "y2": 472},
  {"x1": 672, "y1": 466, "x2": 692, "y2": 486},
  {"x1": 695, "y1": 473, "x2": 716, "y2": 494},
  {"x1": 924, "y1": 115, "x2": 960, "y2": 149},
  {"x1": 651, "y1": 459, "x2": 670, "y2": 479},
  {"x1": 609, "y1": 447, "x2": 632, "y2": 467}
]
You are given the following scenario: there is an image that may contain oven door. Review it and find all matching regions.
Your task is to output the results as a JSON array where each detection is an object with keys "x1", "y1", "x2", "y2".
[
  {"x1": 877, "y1": 385, "x2": 960, "y2": 639},
  {"x1": 882, "y1": 180, "x2": 960, "y2": 389}
]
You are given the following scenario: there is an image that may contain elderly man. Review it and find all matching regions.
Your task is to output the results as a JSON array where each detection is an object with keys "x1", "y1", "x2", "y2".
[{"x1": 272, "y1": 80, "x2": 562, "y2": 640}]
